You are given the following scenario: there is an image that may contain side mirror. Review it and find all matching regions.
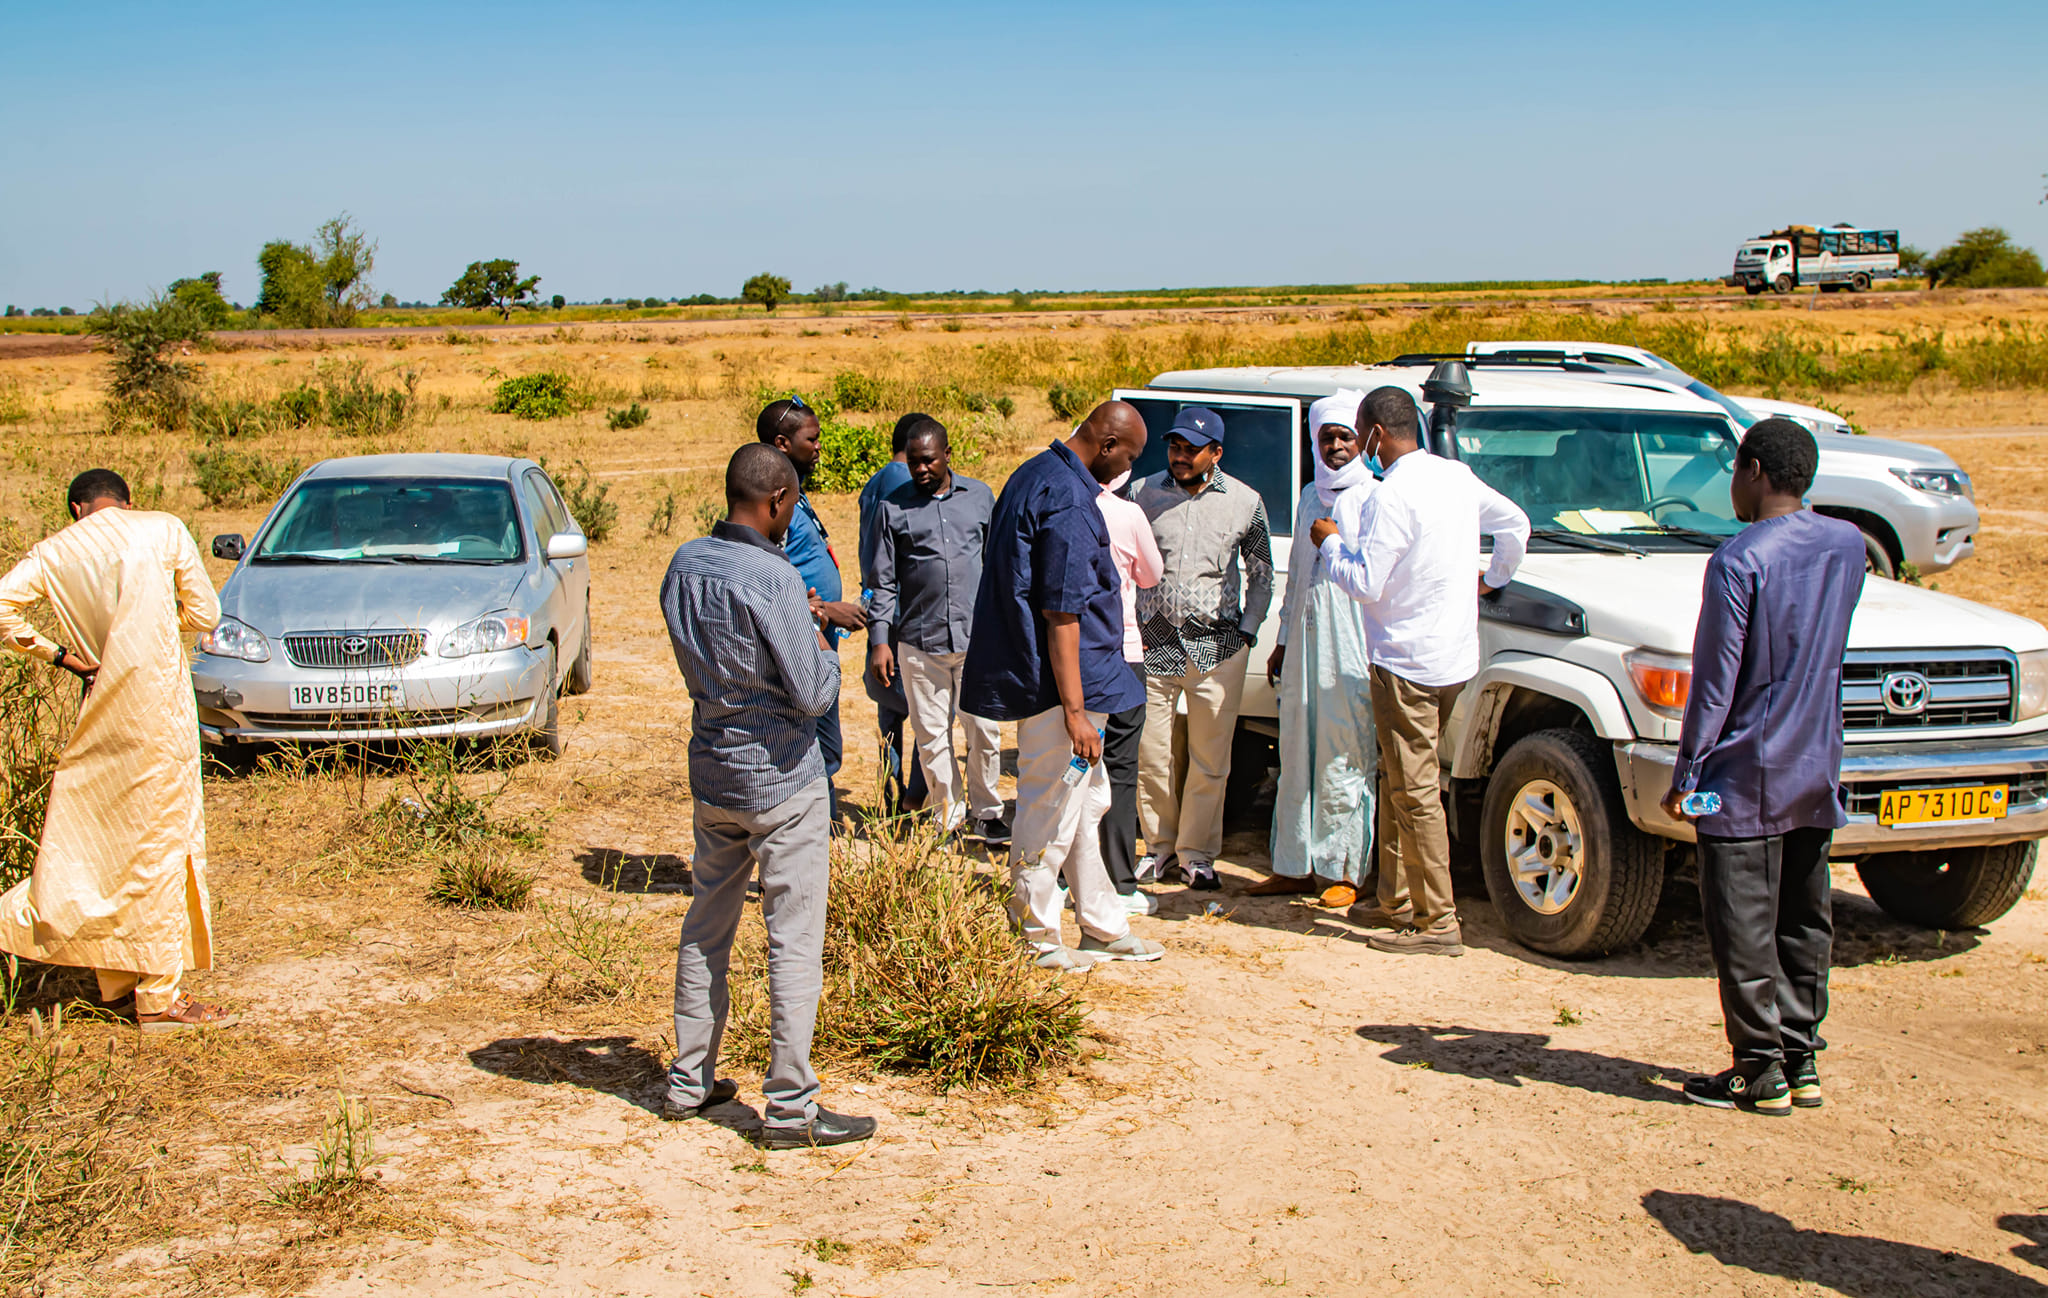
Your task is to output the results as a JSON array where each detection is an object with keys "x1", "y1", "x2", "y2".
[
  {"x1": 545, "y1": 532, "x2": 588, "y2": 561},
  {"x1": 212, "y1": 534, "x2": 246, "y2": 561}
]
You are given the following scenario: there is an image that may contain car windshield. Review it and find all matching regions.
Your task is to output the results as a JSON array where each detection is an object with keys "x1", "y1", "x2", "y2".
[
  {"x1": 254, "y1": 478, "x2": 525, "y2": 563},
  {"x1": 1683, "y1": 379, "x2": 1758, "y2": 429},
  {"x1": 1455, "y1": 407, "x2": 1745, "y2": 543}
]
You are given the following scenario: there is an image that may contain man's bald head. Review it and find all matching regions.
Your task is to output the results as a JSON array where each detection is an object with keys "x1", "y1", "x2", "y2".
[
  {"x1": 726, "y1": 442, "x2": 799, "y2": 505},
  {"x1": 1067, "y1": 400, "x2": 1148, "y2": 485}
]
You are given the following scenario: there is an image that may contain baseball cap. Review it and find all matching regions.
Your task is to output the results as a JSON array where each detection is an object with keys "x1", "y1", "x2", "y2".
[{"x1": 1169, "y1": 406, "x2": 1225, "y2": 447}]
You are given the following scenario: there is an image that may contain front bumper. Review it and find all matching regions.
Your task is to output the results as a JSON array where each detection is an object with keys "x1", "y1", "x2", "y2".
[
  {"x1": 1615, "y1": 736, "x2": 2048, "y2": 854},
  {"x1": 192, "y1": 645, "x2": 549, "y2": 744}
]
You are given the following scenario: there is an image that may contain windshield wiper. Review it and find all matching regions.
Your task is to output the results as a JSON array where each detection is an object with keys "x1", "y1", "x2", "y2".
[
  {"x1": 252, "y1": 553, "x2": 396, "y2": 564},
  {"x1": 1530, "y1": 528, "x2": 1643, "y2": 556},
  {"x1": 374, "y1": 553, "x2": 506, "y2": 564},
  {"x1": 1622, "y1": 524, "x2": 1725, "y2": 549}
]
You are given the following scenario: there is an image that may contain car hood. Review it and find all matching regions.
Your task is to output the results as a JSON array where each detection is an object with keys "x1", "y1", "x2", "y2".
[
  {"x1": 222, "y1": 561, "x2": 533, "y2": 634},
  {"x1": 1516, "y1": 551, "x2": 2048, "y2": 655},
  {"x1": 1813, "y1": 430, "x2": 1958, "y2": 470}
]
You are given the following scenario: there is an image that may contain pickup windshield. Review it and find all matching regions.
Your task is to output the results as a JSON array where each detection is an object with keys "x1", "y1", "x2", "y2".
[
  {"x1": 1455, "y1": 407, "x2": 1744, "y2": 545},
  {"x1": 254, "y1": 478, "x2": 525, "y2": 563}
]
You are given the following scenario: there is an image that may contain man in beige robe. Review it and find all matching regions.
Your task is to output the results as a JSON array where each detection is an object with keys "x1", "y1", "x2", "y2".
[{"x1": 0, "y1": 469, "x2": 232, "y2": 1029}]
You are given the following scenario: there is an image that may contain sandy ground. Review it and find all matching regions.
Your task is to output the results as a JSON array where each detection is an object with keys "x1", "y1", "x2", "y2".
[{"x1": 6, "y1": 301, "x2": 2048, "y2": 1296}]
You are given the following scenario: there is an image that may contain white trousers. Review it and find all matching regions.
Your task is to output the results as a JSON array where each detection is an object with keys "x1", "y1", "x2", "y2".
[
  {"x1": 1010, "y1": 706, "x2": 1128, "y2": 951},
  {"x1": 899, "y1": 646, "x2": 1002, "y2": 830}
]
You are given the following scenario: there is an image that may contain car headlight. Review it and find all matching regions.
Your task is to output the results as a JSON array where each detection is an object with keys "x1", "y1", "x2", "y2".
[
  {"x1": 1889, "y1": 467, "x2": 1974, "y2": 500},
  {"x1": 439, "y1": 610, "x2": 530, "y2": 658},
  {"x1": 198, "y1": 616, "x2": 270, "y2": 662},
  {"x1": 2019, "y1": 649, "x2": 2048, "y2": 721},
  {"x1": 1625, "y1": 648, "x2": 1692, "y2": 718}
]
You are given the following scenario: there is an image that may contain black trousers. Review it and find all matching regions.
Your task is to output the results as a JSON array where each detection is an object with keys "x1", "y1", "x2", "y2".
[
  {"x1": 1697, "y1": 827, "x2": 1834, "y2": 1068},
  {"x1": 1098, "y1": 701, "x2": 1146, "y2": 895},
  {"x1": 874, "y1": 702, "x2": 928, "y2": 816}
]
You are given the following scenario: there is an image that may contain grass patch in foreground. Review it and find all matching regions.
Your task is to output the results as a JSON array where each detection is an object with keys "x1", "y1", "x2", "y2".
[{"x1": 728, "y1": 826, "x2": 1087, "y2": 1090}]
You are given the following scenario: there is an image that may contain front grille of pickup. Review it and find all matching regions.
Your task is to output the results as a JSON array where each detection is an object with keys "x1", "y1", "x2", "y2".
[
  {"x1": 1841, "y1": 650, "x2": 2014, "y2": 732},
  {"x1": 282, "y1": 630, "x2": 425, "y2": 670},
  {"x1": 1844, "y1": 772, "x2": 2048, "y2": 816}
]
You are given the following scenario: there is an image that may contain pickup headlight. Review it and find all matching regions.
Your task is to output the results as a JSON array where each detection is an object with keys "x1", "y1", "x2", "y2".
[
  {"x1": 438, "y1": 610, "x2": 530, "y2": 658},
  {"x1": 2019, "y1": 649, "x2": 2048, "y2": 721},
  {"x1": 1625, "y1": 648, "x2": 1692, "y2": 718},
  {"x1": 198, "y1": 616, "x2": 270, "y2": 662},
  {"x1": 1889, "y1": 467, "x2": 1974, "y2": 500}
]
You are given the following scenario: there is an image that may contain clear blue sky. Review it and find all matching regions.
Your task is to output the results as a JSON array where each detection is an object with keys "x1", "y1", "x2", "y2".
[{"x1": 3, "y1": 1, "x2": 2043, "y2": 307}]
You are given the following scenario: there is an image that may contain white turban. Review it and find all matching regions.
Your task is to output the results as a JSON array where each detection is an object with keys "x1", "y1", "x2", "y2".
[{"x1": 1308, "y1": 388, "x2": 1372, "y2": 507}]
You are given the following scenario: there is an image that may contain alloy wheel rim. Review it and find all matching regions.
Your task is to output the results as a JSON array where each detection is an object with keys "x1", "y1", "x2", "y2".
[{"x1": 1504, "y1": 778, "x2": 1584, "y2": 914}]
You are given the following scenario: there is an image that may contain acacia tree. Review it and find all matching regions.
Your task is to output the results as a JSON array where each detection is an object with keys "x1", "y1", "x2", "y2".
[
  {"x1": 441, "y1": 259, "x2": 542, "y2": 319},
  {"x1": 1924, "y1": 227, "x2": 2046, "y2": 289},
  {"x1": 167, "y1": 271, "x2": 234, "y2": 327},
  {"x1": 255, "y1": 213, "x2": 377, "y2": 327},
  {"x1": 742, "y1": 272, "x2": 792, "y2": 312}
]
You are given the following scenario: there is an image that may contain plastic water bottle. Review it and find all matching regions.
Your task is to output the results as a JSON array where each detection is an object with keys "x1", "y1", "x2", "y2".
[{"x1": 1680, "y1": 790, "x2": 1722, "y2": 817}]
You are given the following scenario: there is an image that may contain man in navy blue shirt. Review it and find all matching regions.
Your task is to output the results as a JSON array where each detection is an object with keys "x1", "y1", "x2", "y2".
[
  {"x1": 963, "y1": 402, "x2": 1166, "y2": 971},
  {"x1": 759, "y1": 398, "x2": 866, "y2": 822},
  {"x1": 1662, "y1": 419, "x2": 1865, "y2": 1116}
]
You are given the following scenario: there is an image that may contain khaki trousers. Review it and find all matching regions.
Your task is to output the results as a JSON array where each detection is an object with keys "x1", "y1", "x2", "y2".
[
  {"x1": 1370, "y1": 666, "x2": 1465, "y2": 932},
  {"x1": 1138, "y1": 648, "x2": 1248, "y2": 866},
  {"x1": 96, "y1": 967, "x2": 179, "y2": 1015},
  {"x1": 899, "y1": 646, "x2": 1002, "y2": 831}
]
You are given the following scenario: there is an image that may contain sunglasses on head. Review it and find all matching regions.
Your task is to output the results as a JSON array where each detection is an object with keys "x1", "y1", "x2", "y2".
[{"x1": 775, "y1": 394, "x2": 811, "y2": 438}]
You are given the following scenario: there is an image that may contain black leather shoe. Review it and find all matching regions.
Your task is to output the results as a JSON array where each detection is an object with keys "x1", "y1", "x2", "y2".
[
  {"x1": 1683, "y1": 1062, "x2": 1791, "y2": 1116},
  {"x1": 758, "y1": 1106, "x2": 878, "y2": 1149},
  {"x1": 660, "y1": 1077, "x2": 739, "y2": 1120}
]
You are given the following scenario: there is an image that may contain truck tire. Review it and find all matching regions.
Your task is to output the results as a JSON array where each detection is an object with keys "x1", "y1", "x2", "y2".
[
  {"x1": 1772, "y1": 274, "x2": 1794, "y2": 294},
  {"x1": 1479, "y1": 728, "x2": 1664, "y2": 958},
  {"x1": 1859, "y1": 528, "x2": 1895, "y2": 579},
  {"x1": 1850, "y1": 272, "x2": 1872, "y2": 293},
  {"x1": 1743, "y1": 283, "x2": 1764, "y2": 295},
  {"x1": 1855, "y1": 841, "x2": 2037, "y2": 930}
]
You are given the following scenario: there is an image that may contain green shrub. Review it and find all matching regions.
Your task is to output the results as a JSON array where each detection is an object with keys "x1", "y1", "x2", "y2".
[
  {"x1": 428, "y1": 851, "x2": 534, "y2": 909},
  {"x1": 692, "y1": 497, "x2": 723, "y2": 536},
  {"x1": 189, "y1": 449, "x2": 301, "y2": 508},
  {"x1": 831, "y1": 370, "x2": 888, "y2": 412},
  {"x1": 0, "y1": 379, "x2": 30, "y2": 425},
  {"x1": 275, "y1": 383, "x2": 321, "y2": 427},
  {"x1": 1926, "y1": 227, "x2": 2046, "y2": 289},
  {"x1": 606, "y1": 401, "x2": 649, "y2": 430},
  {"x1": 810, "y1": 420, "x2": 893, "y2": 493},
  {"x1": 994, "y1": 396, "x2": 1015, "y2": 419},
  {"x1": 1047, "y1": 385, "x2": 1093, "y2": 422},
  {"x1": 546, "y1": 459, "x2": 618, "y2": 541},
  {"x1": 492, "y1": 370, "x2": 576, "y2": 420},
  {"x1": 86, "y1": 293, "x2": 210, "y2": 428},
  {"x1": 319, "y1": 362, "x2": 420, "y2": 437},
  {"x1": 189, "y1": 396, "x2": 275, "y2": 440},
  {"x1": 646, "y1": 489, "x2": 678, "y2": 537},
  {"x1": 0, "y1": 652, "x2": 67, "y2": 892}
]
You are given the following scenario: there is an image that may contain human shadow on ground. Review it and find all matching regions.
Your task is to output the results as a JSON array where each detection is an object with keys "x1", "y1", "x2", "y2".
[
  {"x1": 2002, "y1": 1215, "x2": 2048, "y2": 1272},
  {"x1": 578, "y1": 847, "x2": 692, "y2": 894},
  {"x1": 1354, "y1": 1023, "x2": 1687, "y2": 1106},
  {"x1": 466, "y1": 1034, "x2": 762, "y2": 1136},
  {"x1": 1644, "y1": 1192, "x2": 2046, "y2": 1296}
]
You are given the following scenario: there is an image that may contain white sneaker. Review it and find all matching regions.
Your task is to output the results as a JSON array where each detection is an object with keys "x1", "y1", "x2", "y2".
[
  {"x1": 1134, "y1": 853, "x2": 1168, "y2": 884},
  {"x1": 1034, "y1": 945, "x2": 1106, "y2": 972},
  {"x1": 1120, "y1": 890, "x2": 1157, "y2": 916},
  {"x1": 1079, "y1": 933, "x2": 1165, "y2": 962}
]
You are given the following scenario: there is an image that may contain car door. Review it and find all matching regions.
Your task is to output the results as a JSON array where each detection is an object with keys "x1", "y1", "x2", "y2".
[
  {"x1": 1112, "y1": 388, "x2": 1303, "y2": 721},
  {"x1": 519, "y1": 468, "x2": 583, "y2": 662}
]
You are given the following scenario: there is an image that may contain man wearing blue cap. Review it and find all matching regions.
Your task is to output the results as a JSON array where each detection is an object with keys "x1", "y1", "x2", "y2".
[{"x1": 1133, "y1": 406, "x2": 1273, "y2": 893}]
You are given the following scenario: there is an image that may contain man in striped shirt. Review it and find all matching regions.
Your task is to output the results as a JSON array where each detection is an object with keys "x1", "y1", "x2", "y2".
[{"x1": 658, "y1": 444, "x2": 874, "y2": 1150}]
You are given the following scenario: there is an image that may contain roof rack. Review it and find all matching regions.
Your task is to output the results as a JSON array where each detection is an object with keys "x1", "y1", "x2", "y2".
[{"x1": 1388, "y1": 352, "x2": 1608, "y2": 373}]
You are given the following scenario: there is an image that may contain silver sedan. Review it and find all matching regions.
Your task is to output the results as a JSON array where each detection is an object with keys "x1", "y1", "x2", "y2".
[{"x1": 192, "y1": 453, "x2": 593, "y2": 756}]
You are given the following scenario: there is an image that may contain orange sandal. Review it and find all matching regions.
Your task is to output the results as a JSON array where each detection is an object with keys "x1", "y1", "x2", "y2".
[{"x1": 137, "y1": 996, "x2": 241, "y2": 1033}]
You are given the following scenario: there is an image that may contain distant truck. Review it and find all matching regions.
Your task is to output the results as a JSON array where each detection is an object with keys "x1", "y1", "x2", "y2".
[{"x1": 1729, "y1": 224, "x2": 1901, "y2": 295}]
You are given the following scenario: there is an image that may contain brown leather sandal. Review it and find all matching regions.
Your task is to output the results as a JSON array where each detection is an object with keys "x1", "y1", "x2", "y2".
[{"x1": 137, "y1": 996, "x2": 241, "y2": 1033}]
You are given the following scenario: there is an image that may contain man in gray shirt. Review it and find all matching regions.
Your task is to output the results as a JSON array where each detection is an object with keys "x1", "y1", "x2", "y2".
[
  {"x1": 868, "y1": 421, "x2": 1002, "y2": 840},
  {"x1": 1133, "y1": 407, "x2": 1274, "y2": 892},
  {"x1": 658, "y1": 443, "x2": 874, "y2": 1150}
]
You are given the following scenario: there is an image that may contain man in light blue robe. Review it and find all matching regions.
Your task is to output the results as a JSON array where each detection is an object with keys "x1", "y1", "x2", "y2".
[{"x1": 1252, "y1": 391, "x2": 1386, "y2": 907}]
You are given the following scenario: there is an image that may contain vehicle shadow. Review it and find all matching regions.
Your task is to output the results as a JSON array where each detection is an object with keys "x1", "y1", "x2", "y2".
[
  {"x1": 578, "y1": 847, "x2": 692, "y2": 894},
  {"x1": 1354, "y1": 1023, "x2": 1688, "y2": 1106},
  {"x1": 1643, "y1": 1191, "x2": 2047, "y2": 1296},
  {"x1": 464, "y1": 1034, "x2": 763, "y2": 1137}
]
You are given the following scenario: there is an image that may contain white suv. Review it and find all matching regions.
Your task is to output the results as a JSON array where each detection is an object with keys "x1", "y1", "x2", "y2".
[
  {"x1": 1116, "y1": 363, "x2": 2044, "y2": 958},
  {"x1": 1464, "y1": 340, "x2": 1979, "y2": 578}
]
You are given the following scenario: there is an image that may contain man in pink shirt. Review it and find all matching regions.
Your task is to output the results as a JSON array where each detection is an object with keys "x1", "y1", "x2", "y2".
[{"x1": 1095, "y1": 472, "x2": 1164, "y2": 914}]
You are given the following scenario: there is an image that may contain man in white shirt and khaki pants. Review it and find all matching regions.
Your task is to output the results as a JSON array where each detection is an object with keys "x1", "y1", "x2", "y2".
[{"x1": 1312, "y1": 387, "x2": 1530, "y2": 956}]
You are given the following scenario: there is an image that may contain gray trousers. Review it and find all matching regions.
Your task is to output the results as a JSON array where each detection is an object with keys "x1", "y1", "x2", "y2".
[{"x1": 667, "y1": 778, "x2": 830, "y2": 1128}]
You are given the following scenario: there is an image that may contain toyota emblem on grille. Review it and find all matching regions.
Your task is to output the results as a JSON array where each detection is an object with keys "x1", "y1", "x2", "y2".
[
  {"x1": 340, "y1": 635, "x2": 371, "y2": 658},
  {"x1": 1882, "y1": 670, "x2": 1930, "y2": 715}
]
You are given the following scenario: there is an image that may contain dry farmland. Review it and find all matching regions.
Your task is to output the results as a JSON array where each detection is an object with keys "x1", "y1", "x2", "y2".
[{"x1": 3, "y1": 289, "x2": 2047, "y2": 1296}]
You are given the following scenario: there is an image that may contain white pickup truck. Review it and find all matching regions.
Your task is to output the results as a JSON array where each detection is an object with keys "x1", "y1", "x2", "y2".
[{"x1": 1116, "y1": 361, "x2": 2044, "y2": 957}]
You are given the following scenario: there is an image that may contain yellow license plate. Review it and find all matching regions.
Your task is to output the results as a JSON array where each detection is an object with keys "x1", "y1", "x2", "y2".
[{"x1": 1878, "y1": 785, "x2": 2009, "y2": 826}]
